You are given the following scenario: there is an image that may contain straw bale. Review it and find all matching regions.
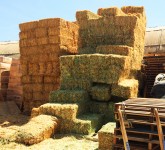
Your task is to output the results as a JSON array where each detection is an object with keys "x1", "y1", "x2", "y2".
[
  {"x1": 38, "y1": 18, "x2": 67, "y2": 28},
  {"x1": 44, "y1": 75, "x2": 57, "y2": 83},
  {"x1": 43, "y1": 84, "x2": 56, "y2": 92},
  {"x1": 39, "y1": 63, "x2": 46, "y2": 74},
  {"x1": 22, "y1": 75, "x2": 32, "y2": 84},
  {"x1": 35, "y1": 28, "x2": 48, "y2": 38},
  {"x1": 15, "y1": 115, "x2": 58, "y2": 145},
  {"x1": 37, "y1": 37, "x2": 49, "y2": 45},
  {"x1": 31, "y1": 75, "x2": 44, "y2": 83},
  {"x1": 49, "y1": 90, "x2": 89, "y2": 103},
  {"x1": 78, "y1": 47, "x2": 96, "y2": 54},
  {"x1": 23, "y1": 92, "x2": 33, "y2": 101},
  {"x1": 90, "y1": 84, "x2": 111, "y2": 101},
  {"x1": 45, "y1": 62, "x2": 53, "y2": 74},
  {"x1": 97, "y1": 7, "x2": 124, "y2": 17},
  {"x1": 96, "y1": 45, "x2": 132, "y2": 56},
  {"x1": 32, "y1": 84, "x2": 43, "y2": 92},
  {"x1": 90, "y1": 54, "x2": 130, "y2": 84},
  {"x1": 121, "y1": 6, "x2": 145, "y2": 15},
  {"x1": 32, "y1": 63, "x2": 40, "y2": 75},
  {"x1": 33, "y1": 92, "x2": 44, "y2": 101},
  {"x1": 98, "y1": 122, "x2": 115, "y2": 150},
  {"x1": 48, "y1": 27, "x2": 59, "y2": 36},
  {"x1": 19, "y1": 21, "x2": 38, "y2": 31},
  {"x1": 89, "y1": 101, "x2": 115, "y2": 123},
  {"x1": 23, "y1": 84, "x2": 33, "y2": 93},
  {"x1": 19, "y1": 29, "x2": 36, "y2": 40},
  {"x1": 111, "y1": 79, "x2": 139, "y2": 99},
  {"x1": 36, "y1": 103, "x2": 79, "y2": 120},
  {"x1": 60, "y1": 78, "x2": 92, "y2": 91},
  {"x1": 76, "y1": 10, "x2": 100, "y2": 23},
  {"x1": 60, "y1": 114, "x2": 103, "y2": 134}
]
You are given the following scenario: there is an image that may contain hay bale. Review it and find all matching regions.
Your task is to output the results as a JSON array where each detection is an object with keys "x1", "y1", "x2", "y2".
[
  {"x1": 19, "y1": 21, "x2": 38, "y2": 31},
  {"x1": 90, "y1": 54, "x2": 130, "y2": 84},
  {"x1": 15, "y1": 115, "x2": 58, "y2": 145},
  {"x1": 97, "y1": 7, "x2": 124, "y2": 17},
  {"x1": 44, "y1": 75, "x2": 57, "y2": 83},
  {"x1": 31, "y1": 75, "x2": 44, "y2": 83},
  {"x1": 111, "y1": 79, "x2": 139, "y2": 99},
  {"x1": 33, "y1": 92, "x2": 43, "y2": 101},
  {"x1": 98, "y1": 122, "x2": 116, "y2": 150},
  {"x1": 49, "y1": 90, "x2": 89, "y2": 103},
  {"x1": 96, "y1": 45, "x2": 132, "y2": 56},
  {"x1": 60, "y1": 78, "x2": 92, "y2": 91},
  {"x1": 59, "y1": 113, "x2": 103, "y2": 134},
  {"x1": 36, "y1": 103, "x2": 79, "y2": 120},
  {"x1": 90, "y1": 84, "x2": 111, "y2": 101},
  {"x1": 89, "y1": 101, "x2": 115, "y2": 123},
  {"x1": 76, "y1": 10, "x2": 100, "y2": 23},
  {"x1": 35, "y1": 28, "x2": 48, "y2": 38}
]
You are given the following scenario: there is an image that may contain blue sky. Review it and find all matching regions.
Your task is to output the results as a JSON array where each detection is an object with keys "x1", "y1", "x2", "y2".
[{"x1": 0, "y1": 0, "x2": 165, "y2": 41}]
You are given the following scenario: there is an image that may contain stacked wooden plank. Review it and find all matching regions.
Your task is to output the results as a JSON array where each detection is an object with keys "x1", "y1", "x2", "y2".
[
  {"x1": 19, "y1": 18, "x2": 79, "y2": 113},
  {"x1": 7, "y1": 58, "x2": 23, "y2": 109},
  {"x1": 0, "y1": 56, "x2": 12, "y2": 100},
  {"x1": 143, "y1": 53, "x2": 165, "y2": 97},
  {"x1": 114, "y1": 98, "x2": 165, "y2": 150}
]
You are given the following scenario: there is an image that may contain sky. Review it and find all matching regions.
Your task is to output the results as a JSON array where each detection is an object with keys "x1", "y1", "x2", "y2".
[{"x1": 0, "y1": 0, "x2": 165, "y2": 41}]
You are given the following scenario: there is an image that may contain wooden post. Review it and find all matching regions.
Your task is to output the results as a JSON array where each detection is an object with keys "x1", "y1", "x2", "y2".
[
  {"x1": 118, "y1": 107, "x2": 130, "y2": 150},
  {"x1": 154, "y1": 108, "x2": 165, "y2": 150}
]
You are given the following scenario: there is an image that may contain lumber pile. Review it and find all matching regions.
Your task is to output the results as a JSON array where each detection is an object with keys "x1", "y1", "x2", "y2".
[
  {"x1": 7, "y1": 58, "x2": 23, "y2": 109},
  {"x1": 114, "y1": 98, "x2": 165, "y2": 150},
  {"x1": 143, "y1": 53, "x2": 165, "y2": 97},
  {"x1": 19, "y1": 18, "x2": 79, "y2": 113}
]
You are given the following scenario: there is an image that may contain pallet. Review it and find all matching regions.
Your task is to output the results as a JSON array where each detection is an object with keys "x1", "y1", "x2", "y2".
[
  {"x1": 143, "y1": 55, "x2": 165, "y2": 97},
  {"x1": 114, "y1": 98, "x2": 165, "y2": 150}
]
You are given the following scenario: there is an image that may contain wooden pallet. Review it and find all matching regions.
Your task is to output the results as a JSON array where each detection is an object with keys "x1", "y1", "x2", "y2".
[
  {"x1": 143, "y1": 55, "x2": 165, "y2": 97},
  {"x1": 114, "y1": 98, "x2": 165, "y2": 150}
]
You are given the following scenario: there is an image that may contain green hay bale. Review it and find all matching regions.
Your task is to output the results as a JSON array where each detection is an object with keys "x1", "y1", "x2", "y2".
[
  {"x1": 89, "y1": 101, "x2": 115, "y2": 123},
  {"x1": 60, "y1": 78, "x2": 92, "y2": 92},
  {"x1": 49, "y1": 90, "x2": 89, "y2": 103},
  {"x1": 37, "y1": 103, "x2": 79, "y2": 120},
  {"x1": 111, "y1": 79, "x2": 139, "y2": 99},
  {"x1": 59, "y1": 113, "x2": 103, "y2": 135},
  {"x1": 90, "y1": 54, "x2": 130, "y2": 84},
  {"x1": 96, "y1": 45, "x2": 132, "y2": 56},
  {"x1": 90, "y1": 84, "x2": 111, "y2": 101},
  {"x1": 98, "y1": 122, "x2": 116, "y2": 150}
]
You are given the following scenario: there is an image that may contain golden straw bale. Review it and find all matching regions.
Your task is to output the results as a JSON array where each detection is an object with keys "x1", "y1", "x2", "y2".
[
  {"x1": 22, "y1": 75, "x2": 32, "y2": 84},
  {"x1": 98, "y1": 122, "x2": 115, "y2": 150},
  {"x1": 44, "y1": 75, "x2": 57, "y2": 83},
  {"x1": 23, "y1": 84, "x2": 33, "y2": 93},
  {"x1": 37, "y1": 37, "x2": 49, "y2": 45},
  {"x1": 43, "y1": 84, "x2": 56, "y2": 92},
  {"x1": 31, "y1": 75, "x2": 44, "y2": 83},
  {"x1": 96, "y1": 45, "x2": 132, "y2": 56},
  {"x1": 32, "y1": 84, "x2": 43, "y2": 92},
  {"x1": 111, "y1": 79, "x2": 139, "y2": 99},
  {"x1": 98, "y1": 7, "x2": 124, "y2": 17},
  {"x1": 21, "y1": 64, "x2": 28, "y2": 75},
  {"x1": 35, "y1": 28, "x2": 48, "y2": 38},
  {"x1": 45, "y1": 62, "x2": 53, "y2": 75},
  {"x1": 39, "y1": 63, "x2": 46, "y2": 74},
  {"x1": 23, "y1": 92, "x2": 33, "y2": 101},
  {"x1": 33, "y1": 92, "x2": 44, "y2": 101},
  {"x1": 19, "y1": 21, "x2": 38, "y2": 31}
]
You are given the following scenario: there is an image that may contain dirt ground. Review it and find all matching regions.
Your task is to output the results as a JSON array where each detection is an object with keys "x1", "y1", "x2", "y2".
[{"x1": 0, "y1": 101, "x2": 98, "y2": 150}]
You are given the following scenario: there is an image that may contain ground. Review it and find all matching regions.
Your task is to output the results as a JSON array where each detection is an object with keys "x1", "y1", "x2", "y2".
[{"x1": 0, "y1": 101, "x2": 98, "y2": 150}]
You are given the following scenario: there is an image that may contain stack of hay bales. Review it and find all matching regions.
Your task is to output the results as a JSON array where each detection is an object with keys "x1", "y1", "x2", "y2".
[
  {"x1": 19, "y1": 18, "x2": 79, "y2": 113},
  {"x1": 7, "y1": 58, "x2": 23, "y2": 109},
  {"x1": 32, "y1": 6, "x2": 146, "y2": 135}
]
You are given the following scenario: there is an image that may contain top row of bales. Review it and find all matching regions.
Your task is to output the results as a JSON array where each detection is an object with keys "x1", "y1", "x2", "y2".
[{"x1": 76, "y1": 6, "x2": 146, "y2": 76}]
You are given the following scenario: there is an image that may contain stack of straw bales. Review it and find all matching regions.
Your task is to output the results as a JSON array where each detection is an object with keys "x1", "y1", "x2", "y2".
[
  {"x1": 32, "y1": 6, "x2": 146, "y2": 135},
  {"x1": 7, "y1": 58, "x2": 23, "y2": 109},
  {"x1": 19, "y1": 18, "x2": 79, "y2": 113}
]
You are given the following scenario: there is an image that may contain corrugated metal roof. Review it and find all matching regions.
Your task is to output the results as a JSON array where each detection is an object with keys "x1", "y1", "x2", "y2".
[
  {"x1": 145, "y1": 27, "x2": 165, "y2": 46},
  {"x1": 0, "y1": 41, "x2": 19, "y2": 55}
]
